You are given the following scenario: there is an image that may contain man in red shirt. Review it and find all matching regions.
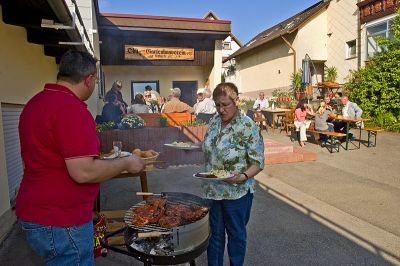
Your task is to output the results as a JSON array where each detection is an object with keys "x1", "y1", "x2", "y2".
[{"x1": 16, "y1": 50, "x2": 145, "y2": 265}]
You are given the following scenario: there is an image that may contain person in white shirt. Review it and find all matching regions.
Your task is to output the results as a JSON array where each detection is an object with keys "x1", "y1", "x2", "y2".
[
  {"x1": 194, "y1": 88, "x2": 216, "y2": 123},
  {"x1": 252, "y1": 92, "x2": 269, "y2": 128},
  {"x1": 194, "y1": 88, "x2": 216, "y2": 115},
  {"x1": 253, "y1": 92, "x2": 269, "y2": 110},
  {"x1": 334, "y1": 95, "x2": 363, "y2": 140}
]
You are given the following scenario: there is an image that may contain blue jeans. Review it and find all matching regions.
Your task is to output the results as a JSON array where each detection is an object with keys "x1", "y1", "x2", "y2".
[
  {"x1": 18, "y1": 220, "x2": 94, "y2": 266},
  {"x1": 319, "y1": 124, "x2": 334, "y2": 143},
  {"x1": 207, "y1": 191, "x2": 254, "y2": 266}
]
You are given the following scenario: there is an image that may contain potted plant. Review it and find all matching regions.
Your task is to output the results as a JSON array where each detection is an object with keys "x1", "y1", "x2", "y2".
[
  {"x1": 120, "y1": 114, "x2": 145, "y2": 129},
  {"x1": 325, "y1": 66, "x2": 338, "y2": 83},
  {"x1": 180, "y1": 120, "x2": 208, "y2": 144},
  {"x1": 290, "y1": 69, "x2": 305, "y2": 100}
]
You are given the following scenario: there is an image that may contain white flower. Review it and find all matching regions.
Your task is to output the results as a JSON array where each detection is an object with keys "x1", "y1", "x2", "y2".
[{"x1": 121, "y1": 115, "x2": 145, "y2": 129}]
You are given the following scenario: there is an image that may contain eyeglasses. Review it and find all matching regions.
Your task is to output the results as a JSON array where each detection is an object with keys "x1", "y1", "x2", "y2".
[
  {"x1": 215, "y1": 101, "x2": 234, "y2": 110},
  {"x1": 144, "y1": 94, "x2": 151, "y2": 98}
]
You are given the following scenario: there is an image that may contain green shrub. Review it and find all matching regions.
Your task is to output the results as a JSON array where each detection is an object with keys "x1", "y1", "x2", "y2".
[
  {"x1": 345, "y1": 9, "x2": 400, "y2": 131},
  {"x1": 96, "y1": 121, "x2": 115, "y2": 133},
  {"x1": 158, "y1": 115, "x2": 168, "y2": 127}
]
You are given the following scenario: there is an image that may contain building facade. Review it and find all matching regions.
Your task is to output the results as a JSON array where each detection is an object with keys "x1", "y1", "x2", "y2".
[
  {"x1": 229, "y1": 0, "x2": 398, "y2": 98},
  {"x1": 0, "y1": 0, "x2": 100, "y2": 241},
  {"x1": 98, "y1": 13, "x2": 230, "y2": 107}
]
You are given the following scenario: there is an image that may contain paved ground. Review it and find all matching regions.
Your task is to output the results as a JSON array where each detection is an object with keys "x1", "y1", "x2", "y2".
[{"x1": 0, "y1": 129, "x2": 399, "y2": 265}]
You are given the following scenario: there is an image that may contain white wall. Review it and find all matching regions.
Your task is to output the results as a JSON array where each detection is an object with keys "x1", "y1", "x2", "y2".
[
  {"x1": 326, "y1": 0, "x2": 359, "y2": 83},
  {"x1": 209, "y1": 40, "x2": 223, "y2": 90},
  {"x1": 295, "y1": 8, "x2": 328, "y2": 66},
  {"x1": 236, "y1": 36, "x2": 294, "y2": 97},
  {"x1": 0, "y1": 5, "x2": 58, "y2": 217}
]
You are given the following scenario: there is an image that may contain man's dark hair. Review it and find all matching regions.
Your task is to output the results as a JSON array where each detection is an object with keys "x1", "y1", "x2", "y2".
[
  {"x1": 145, "y1": 85, "x2": 153, "y2": 91},
  {"x1": 57, "y1": 50, "x2": 97, "y2": 84}
]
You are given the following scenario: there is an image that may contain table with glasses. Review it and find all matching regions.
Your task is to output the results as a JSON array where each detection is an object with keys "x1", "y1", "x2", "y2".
[
  {"x1": 333, "y1": 116, "x2": 369, "y2": 150},
  {"x1": 261, "y1": 108, "x2": 292, "y2": 131}
]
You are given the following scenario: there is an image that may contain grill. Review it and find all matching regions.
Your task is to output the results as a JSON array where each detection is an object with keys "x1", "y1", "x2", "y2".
[{"x1": 101, "y1": 192, "x2": 210, "y2": 265}]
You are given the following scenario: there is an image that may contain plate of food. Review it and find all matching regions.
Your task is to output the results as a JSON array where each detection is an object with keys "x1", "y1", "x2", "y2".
[
  {"x1": 100, "y1": 151, "x2": 131, "y2": 160},
  {"x1": 164, "y1": 141, "x2": 200, "y2": 150},
  {"x1": 193, "y1": 170, "x2": 235, "y2": 180}
]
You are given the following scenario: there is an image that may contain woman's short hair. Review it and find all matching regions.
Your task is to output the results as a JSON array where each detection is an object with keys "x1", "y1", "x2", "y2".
[{"x1": 213, "y1": 82, "x2": 239, "y2": 101}]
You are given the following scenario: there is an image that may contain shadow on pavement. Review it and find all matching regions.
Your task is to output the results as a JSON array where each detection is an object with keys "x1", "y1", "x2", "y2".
[{"x1": 0, "y1": 166, "x2": 394, "y2": 266}]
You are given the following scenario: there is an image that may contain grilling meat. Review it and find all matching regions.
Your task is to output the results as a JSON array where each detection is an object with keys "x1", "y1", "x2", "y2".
[
  {"x1": 130, "y1": 196, "x2": 208, "y2": 228},
  {"x1": 158, "y1": 216, "x2": 181, "y2": 229}
]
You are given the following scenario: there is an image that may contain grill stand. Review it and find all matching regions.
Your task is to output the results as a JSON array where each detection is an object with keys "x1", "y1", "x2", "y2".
[{"x1": 101, "y1": 227, "x2": 208, "y2": 266}]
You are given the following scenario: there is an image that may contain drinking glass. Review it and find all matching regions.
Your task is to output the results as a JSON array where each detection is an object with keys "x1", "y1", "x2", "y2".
[{"x1": 112, "y1": 141, "x2": 122, "y2": 158}]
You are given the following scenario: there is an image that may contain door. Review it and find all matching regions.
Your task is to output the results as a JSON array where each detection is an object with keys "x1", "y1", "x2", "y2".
[
  {"x1": 172, "y1": 81, "x2": 198, "y2": 107},
  {"x1": 131, "y1": 81, "x2": 160, "y2": 102},
  {"x1": 1, "y1": 103, "x2": 24, "y2": 205}
]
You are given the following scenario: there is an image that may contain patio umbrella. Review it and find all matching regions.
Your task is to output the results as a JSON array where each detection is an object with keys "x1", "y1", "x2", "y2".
[{"x1": 301, "y1": 54, "x2": 312, "y2": 102}]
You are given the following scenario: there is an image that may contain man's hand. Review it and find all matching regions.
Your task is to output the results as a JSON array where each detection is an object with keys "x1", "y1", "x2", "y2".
[{"x1": 125, "y1": 155, "x2": 145, "y2": 173}]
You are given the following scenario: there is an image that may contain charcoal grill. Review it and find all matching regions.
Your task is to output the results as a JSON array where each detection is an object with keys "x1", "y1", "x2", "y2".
[{"x1": 101, "y1": 192, "x2": 210, "y2": 266}]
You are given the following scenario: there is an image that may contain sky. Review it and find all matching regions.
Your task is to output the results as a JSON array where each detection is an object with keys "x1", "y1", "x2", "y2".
[{"x1": 99, "y1": 0, "x2": 321, "y2": 44}]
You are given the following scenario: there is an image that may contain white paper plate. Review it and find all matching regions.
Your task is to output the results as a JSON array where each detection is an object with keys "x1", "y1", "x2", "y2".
[
  {"x1": 164, "y1": 143, "x2": 200, "y2": 150},
  {"x1": 193, "y1": 172, "x2": 235, "y2": 180},
  {"x1": 100, "y1": 151, "x2": 131, "y2": 160}
]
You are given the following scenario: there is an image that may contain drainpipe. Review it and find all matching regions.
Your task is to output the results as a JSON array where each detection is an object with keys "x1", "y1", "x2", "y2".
[
  {"x1": 357, "y1": 0, "x2": 362, "y2": 70},
  {"x1": 281, "y1": 35, "x2": 296, "y2": 74}
]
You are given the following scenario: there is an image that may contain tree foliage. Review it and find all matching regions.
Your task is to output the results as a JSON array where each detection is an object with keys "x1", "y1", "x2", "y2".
[{"x1": 345, "y1": 9, "x2": 400, "y2": 130}]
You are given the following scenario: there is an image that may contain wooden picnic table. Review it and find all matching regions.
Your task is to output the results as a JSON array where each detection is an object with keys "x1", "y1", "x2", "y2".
[
  {"x1": 259, "y1": 108, "x2": 291, "y2": 131},
  {"x1": 333, "y1": 116, "x2": 370, "y2": 150}
]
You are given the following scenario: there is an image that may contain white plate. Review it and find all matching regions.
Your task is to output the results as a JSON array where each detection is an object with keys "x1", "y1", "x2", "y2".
[
  {"x1": 164, "y1": 143, "x2": 200, "y2": 150},
  {"x1": 100, "y1": 151, "x2": 131, "y2": 160},
  {"x1": 193, "y1": 172, "x2": 235, "y2": 180}
]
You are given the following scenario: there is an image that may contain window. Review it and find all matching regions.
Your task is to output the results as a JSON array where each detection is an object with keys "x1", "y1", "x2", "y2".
[
  {"x1": 346, "y1": 40, "x2": 356, "y2": 58},
  {"x1": 222, "y1": 42, "x2": 231, "y2": 50},
  {"x1": 366, "y1": 17, "x2": 394, "y2": 58}
]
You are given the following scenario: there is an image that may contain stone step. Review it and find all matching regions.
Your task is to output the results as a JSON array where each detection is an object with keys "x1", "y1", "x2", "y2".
[
  {"x1": 265, "y1": 139, "x2": 293, "y2": 154},
  {"x1": 265, "y1": 147, "x2": 316, "y2": 165}
]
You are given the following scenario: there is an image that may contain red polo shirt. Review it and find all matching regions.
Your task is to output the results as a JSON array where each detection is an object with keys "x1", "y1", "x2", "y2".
[{"x1": 16, "y1": 83, "x2": 100, "y2": 227}]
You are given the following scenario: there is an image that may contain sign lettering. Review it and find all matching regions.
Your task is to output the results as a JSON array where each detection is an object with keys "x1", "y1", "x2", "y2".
[{"x1": 125, "y1": 45, "x2": 195, "y2": 60}]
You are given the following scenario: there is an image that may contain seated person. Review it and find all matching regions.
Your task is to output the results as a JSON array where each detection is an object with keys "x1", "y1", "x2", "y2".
[
  {"x1": 101, "y1": 93, "x2": 125, "y2": 126},
  {"x1": 334, "y1": 95, "x2": 363, "y2": 139},
  {"x1": 294, "y1": 99, "x2": 314, "y2": 147},
  {"x1": 253, "y1": 92, "x2": 269, "y2": 110},
  {"x1": 315, "y1": 102, "x2": 334, "y2": 147},
  {"x1": 194, "y1": 88, "x2": 216, "y2": 123},
  {"x1": 252, "y1": 92, "x2": 269, "y2": 128},
  {"x1": 128, "y1": 94, "x2": 150, "y2": 113},
  {"x1": 144, "y1": 91, "x2": 161, "y2": 113},
  {"x1": 162, "y1": 88, "x2": 194, "y2": 113}
]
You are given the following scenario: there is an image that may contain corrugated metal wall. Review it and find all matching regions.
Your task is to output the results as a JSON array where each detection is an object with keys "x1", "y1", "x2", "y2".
[{"x1": 1, "y1": 103, "x2": 24, "y2": 204}]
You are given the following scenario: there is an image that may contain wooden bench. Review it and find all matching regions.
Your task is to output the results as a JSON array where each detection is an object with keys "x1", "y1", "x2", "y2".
[
  {"x1": 363, "y1": 127, "x2": 384, "y2": 147},
  {"x1": 288, "y1": 124, "x2": 346, "y2": 153}
]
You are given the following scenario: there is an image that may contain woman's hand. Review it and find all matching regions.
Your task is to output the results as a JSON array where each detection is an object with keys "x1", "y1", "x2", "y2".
[{"x1": 224, "y1": 172, "x2": 247, "y2": 185}]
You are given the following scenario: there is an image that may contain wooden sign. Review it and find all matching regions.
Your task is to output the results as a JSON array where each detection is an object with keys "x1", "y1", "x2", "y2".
[{"x1": 125, "y1": 45, "x2": 194, "y2": 60}]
